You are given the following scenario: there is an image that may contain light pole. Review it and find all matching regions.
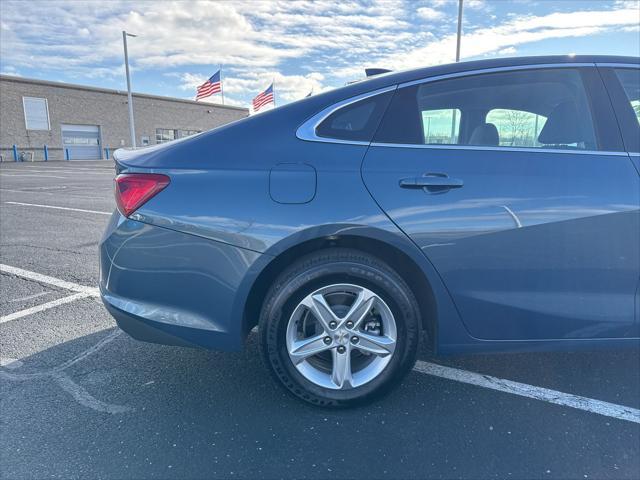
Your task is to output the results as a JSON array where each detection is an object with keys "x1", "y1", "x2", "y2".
[
  {"x1": 451, "y1": 0, "x2": 463, "y2": 142},
  {"x1": 456, "y1": 0, "x2": 463, "y2": 62},
  {"x1": 122, "y1": 31, "x2": 137, "y2": 148}
]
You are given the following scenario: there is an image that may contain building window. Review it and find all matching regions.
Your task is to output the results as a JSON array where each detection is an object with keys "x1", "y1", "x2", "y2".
[
  {"x1": 178, "y1": 129, "x2": 200, "y2": 138},
  {"x1": 23, "y1": 97, "x2": 50, "y2": 130},
  {"x1": 156, "y1": 128, "x2": 175, "y2": 143},
  {"x1": 155, "y1": 128, "x2": 201, "y2": 144}
]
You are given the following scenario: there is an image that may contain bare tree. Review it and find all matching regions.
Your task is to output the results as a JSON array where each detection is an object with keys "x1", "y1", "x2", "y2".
[{"x1": 504, "y1": 110, "x2": 533, "y2": 146}]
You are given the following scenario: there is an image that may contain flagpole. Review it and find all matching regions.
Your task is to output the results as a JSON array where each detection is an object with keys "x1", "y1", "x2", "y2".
[
  {"x1": 450, "y1": 0, "x2": 463, "y2": 143},
  {"x1": 456, "y1": 0, "x2": 464, "y2": 62},
  {"x1": 122, "y1": 31, "x2": 137, "y2": 148},
  {"x1": 220, "y1": 65, "x2": 225, "y2": 105},
  {"x1": 272, "y1": 78, "x2": 276, "y2": 107}
]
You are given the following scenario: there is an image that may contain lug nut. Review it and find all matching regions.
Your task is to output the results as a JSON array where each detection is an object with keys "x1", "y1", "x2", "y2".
[
  {"x1": 346, "y1": 321, "x2": 354, "y2": 328},
  {"x1": 329, "y1": 321, "x2": 337, "y2": 329},
  {"x1": 351, "y1": 336, "x2": 359, "y2": 344},
  {"x1": 323, "y1": 337, "x2": 331, "y2": 345},
  {"x1": 337, "y1": 346, "x2": 346, "y2": 354}
]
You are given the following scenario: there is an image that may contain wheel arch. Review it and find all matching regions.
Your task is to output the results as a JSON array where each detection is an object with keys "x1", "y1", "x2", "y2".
[{"x1": 239, "y1": 227, "x2": 441, "y2": 350}]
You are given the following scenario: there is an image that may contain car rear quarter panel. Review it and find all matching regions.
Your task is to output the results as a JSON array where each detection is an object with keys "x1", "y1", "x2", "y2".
[
  {"x1": 113, "y1": 101, "x2": 473, "y2": 351},
  {"x1": 109, "y1": 55, "x2": 640, "y2": 353}
]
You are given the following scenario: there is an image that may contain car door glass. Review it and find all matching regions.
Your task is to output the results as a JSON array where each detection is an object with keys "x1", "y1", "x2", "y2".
[
  {"x1": 614, "y1": 68, "x2": 640, "y2": 125},
  {"x1": 374, "y1": 68, "x2": 598, "y2": 151},
  {"x1": 486, "y1": 109, "x2": 548, "y2": 148}
]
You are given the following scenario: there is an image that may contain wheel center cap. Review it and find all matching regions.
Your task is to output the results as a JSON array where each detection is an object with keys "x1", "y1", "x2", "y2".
[{"x1": 335, "y1": 329, "x2": 349, "y2": 345}]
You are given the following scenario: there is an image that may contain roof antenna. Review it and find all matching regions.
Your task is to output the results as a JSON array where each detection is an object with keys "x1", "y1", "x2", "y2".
[{"x1": 365, "y1": 68, "x2": 391, "y2": 77}]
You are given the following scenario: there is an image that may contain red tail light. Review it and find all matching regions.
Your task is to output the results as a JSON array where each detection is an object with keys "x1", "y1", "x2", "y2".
[{"x1": 114, "y1": 173, "x2": 170, "y2": 217}]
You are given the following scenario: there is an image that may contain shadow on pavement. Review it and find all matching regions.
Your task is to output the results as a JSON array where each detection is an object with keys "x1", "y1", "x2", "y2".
[{"x1": 1, "y1": 328, "x2": 639, "y2": 479}]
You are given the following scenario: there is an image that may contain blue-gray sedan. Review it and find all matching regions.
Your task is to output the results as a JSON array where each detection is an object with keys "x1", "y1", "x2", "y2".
[{"x1": 100, "y1": 55, "x2": 640, "y2": 406}]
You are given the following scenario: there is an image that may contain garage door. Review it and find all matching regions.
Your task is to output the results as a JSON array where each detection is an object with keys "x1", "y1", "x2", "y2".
[{"x1": 61, "y1": 124, "x2": 102, "y2": 160}]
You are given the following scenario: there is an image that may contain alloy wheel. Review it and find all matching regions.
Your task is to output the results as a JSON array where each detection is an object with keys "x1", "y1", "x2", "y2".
[{"x1": 285, "y1": 284, "x2": 397, "y2": 390}]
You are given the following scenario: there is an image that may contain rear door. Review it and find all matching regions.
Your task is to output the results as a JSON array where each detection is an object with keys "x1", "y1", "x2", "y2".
[
  {"x1": 598, "y1": 63, "x2": 640, "y2": 324},
  {"x1": 362, "y1": 65, "x2": 640, "y2": 340}
]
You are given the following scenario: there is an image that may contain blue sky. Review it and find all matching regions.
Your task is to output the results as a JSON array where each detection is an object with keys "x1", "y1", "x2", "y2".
[{"x1": 1, "y1": 0, "x2": 638, "y2": 110}]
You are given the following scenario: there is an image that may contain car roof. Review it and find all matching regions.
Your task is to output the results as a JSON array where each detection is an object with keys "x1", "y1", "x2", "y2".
[
  {"x1": 202, "y1": 54, "x2": 639, "y2": 140},
  {"x1": 360, "y1": 55, "x2": 638, "y2": 88},
  {"x1": 290, "y1": 54, "x2": 639, "y2": 115}
]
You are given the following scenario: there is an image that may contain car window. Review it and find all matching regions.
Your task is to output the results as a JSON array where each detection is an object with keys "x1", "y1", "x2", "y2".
[
  {"x1": 315, "y1": 90, "x2": 393, "y2": 142},
  {"x1": 614, "y1": 68, "x2": 640, "y2": 125},
  {"x1": 374, "y1": 68, "x2": 598, "y2": 150},
  {"x1": 422, "y1": 108, "x2": 460, "y2": 144},
  {"x1": 486, "y1": 109, "x2": 548, "y2": 148}
]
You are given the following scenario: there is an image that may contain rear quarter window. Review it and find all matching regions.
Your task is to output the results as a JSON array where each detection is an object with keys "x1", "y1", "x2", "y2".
[{"x1": 315, "y1": 91, "x2": 394, "y2": 142}]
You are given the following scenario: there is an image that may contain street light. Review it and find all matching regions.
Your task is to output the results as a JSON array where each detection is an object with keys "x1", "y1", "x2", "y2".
[
  {"x1": 455, "y1": 0, "x2": 463, "y2": 62},
  {"x1": 451, "y1": 0, "x2": 463, "y2": 142},
  {"x1": 122, "y1": 31, "x2": 137, "y2": 148}
]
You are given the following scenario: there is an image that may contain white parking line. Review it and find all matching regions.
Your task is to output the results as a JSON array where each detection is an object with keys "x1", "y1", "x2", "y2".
[
  {"x1": 1, "y1": 263, "x2": 638, "y2": 423},
  {"x1": 0, "y1": 188, "x2": 107, "y2": 200},
  {"x1": 4, "y1": 201, "x2": 111, "y2": 216},
  {"x1": 8, "y1": 291, "x2": 51, "y2": 302},
  {"x1": 0, "y1": 173, "x2": 68, "y2": 179},
  {"x1": 0, "y1": 292, "x2": 90, "y2": 324},
  {"x1": 1, "y1": 168, "x2": 113, "y2": 173},
  {"x1": 0, "y1": 264, "x2": 100, "y2": 296},
  {"x1": 413, "y1": 360, "x2": 640, "y2": 424}
]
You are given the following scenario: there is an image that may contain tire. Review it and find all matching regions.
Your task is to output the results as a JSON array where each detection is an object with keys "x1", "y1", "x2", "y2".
[{"x1": 259, "y1": 248, "x2": 421, "y2": 407}]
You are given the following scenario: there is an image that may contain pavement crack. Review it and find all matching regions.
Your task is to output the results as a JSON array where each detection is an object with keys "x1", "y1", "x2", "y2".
[
  {"x1": 0, "y1": 329, "x2": 132, "y2": 414},
  {"x1": 0, "y1": 271, "x2": 68, "y2": 294},
  {"x1": 2, "y1": 243, "x2": 89, "y2": 256}
]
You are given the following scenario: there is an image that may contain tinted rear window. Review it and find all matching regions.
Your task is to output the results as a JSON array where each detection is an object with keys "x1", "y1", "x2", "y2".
[{"x1": 316, "y1": 91, "x2": 394, "y2": 142}]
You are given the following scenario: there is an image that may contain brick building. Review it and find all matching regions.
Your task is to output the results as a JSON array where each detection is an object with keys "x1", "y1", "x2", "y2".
[{"x1": 0, "y1": 75, "x2": 248, "y2": 161}]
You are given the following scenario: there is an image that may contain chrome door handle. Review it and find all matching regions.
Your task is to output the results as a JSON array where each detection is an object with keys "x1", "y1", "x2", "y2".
[{"x1": 399, "y1": 173, "x2": 464, "y2": 190}]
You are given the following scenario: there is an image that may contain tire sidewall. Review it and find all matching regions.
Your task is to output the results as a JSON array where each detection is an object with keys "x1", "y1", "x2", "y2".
[{"x1": 261, "y1": 255, "x2": 419, "y2": 407}]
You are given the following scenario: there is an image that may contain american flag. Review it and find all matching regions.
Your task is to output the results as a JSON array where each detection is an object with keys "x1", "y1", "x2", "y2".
[
  {"x1": 196, "y1": 70, "x2": 222, "y2": 101},
  {"x1": 252, "y1": 83, "x2": 274, "y2": 112}
]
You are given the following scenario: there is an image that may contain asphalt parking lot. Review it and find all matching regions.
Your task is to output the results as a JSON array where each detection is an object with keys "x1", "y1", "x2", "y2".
[{"x1": 1, "y1": 160, "x2": 639, "y2": 480}]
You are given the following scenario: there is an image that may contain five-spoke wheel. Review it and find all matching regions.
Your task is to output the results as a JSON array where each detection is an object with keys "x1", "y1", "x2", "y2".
[
  {"x1": 260, "y1": 249, "x2": 420, "y2": 407},
  {"x1": 286, "y1": 284, "x2": 397, "y2": 390}
]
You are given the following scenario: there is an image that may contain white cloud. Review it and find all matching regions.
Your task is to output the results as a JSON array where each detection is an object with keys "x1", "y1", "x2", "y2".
[
  {"x1": 466, "y1": 0, "x2": 486, "y2": 9},
  {"x1": 174, "y1": 72, "x2": 208, "y2": 91},
  {"x1": 335, "y1": 3, "x2": 640, "y2": 77},
  {"x1": 0, "y1": 0, "x2": 638, "y2": 106},
  {"x1": 416, "y1": 7, "x2": 445, "y2": 20}
]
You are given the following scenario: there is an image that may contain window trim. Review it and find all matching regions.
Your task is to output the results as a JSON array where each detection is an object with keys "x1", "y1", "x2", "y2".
[
  {"x1": 367, "y1": 142, "x2": 628, "y2": 156},
  {"x1": 397, "y1": 62, "x2": 595, "y2": 90},
  {"x1": 297, "y1": 61, "x2": 634, "y2": 155},
  {"x1": 598, "y1": 65, "x2": 640, "y2": 153},
  {"x1": 22, "y1": 96, "x2": 51, "y2": 131},
  {"x1": 296, "y1": 86, "x2": 396, "y2": 145}
]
